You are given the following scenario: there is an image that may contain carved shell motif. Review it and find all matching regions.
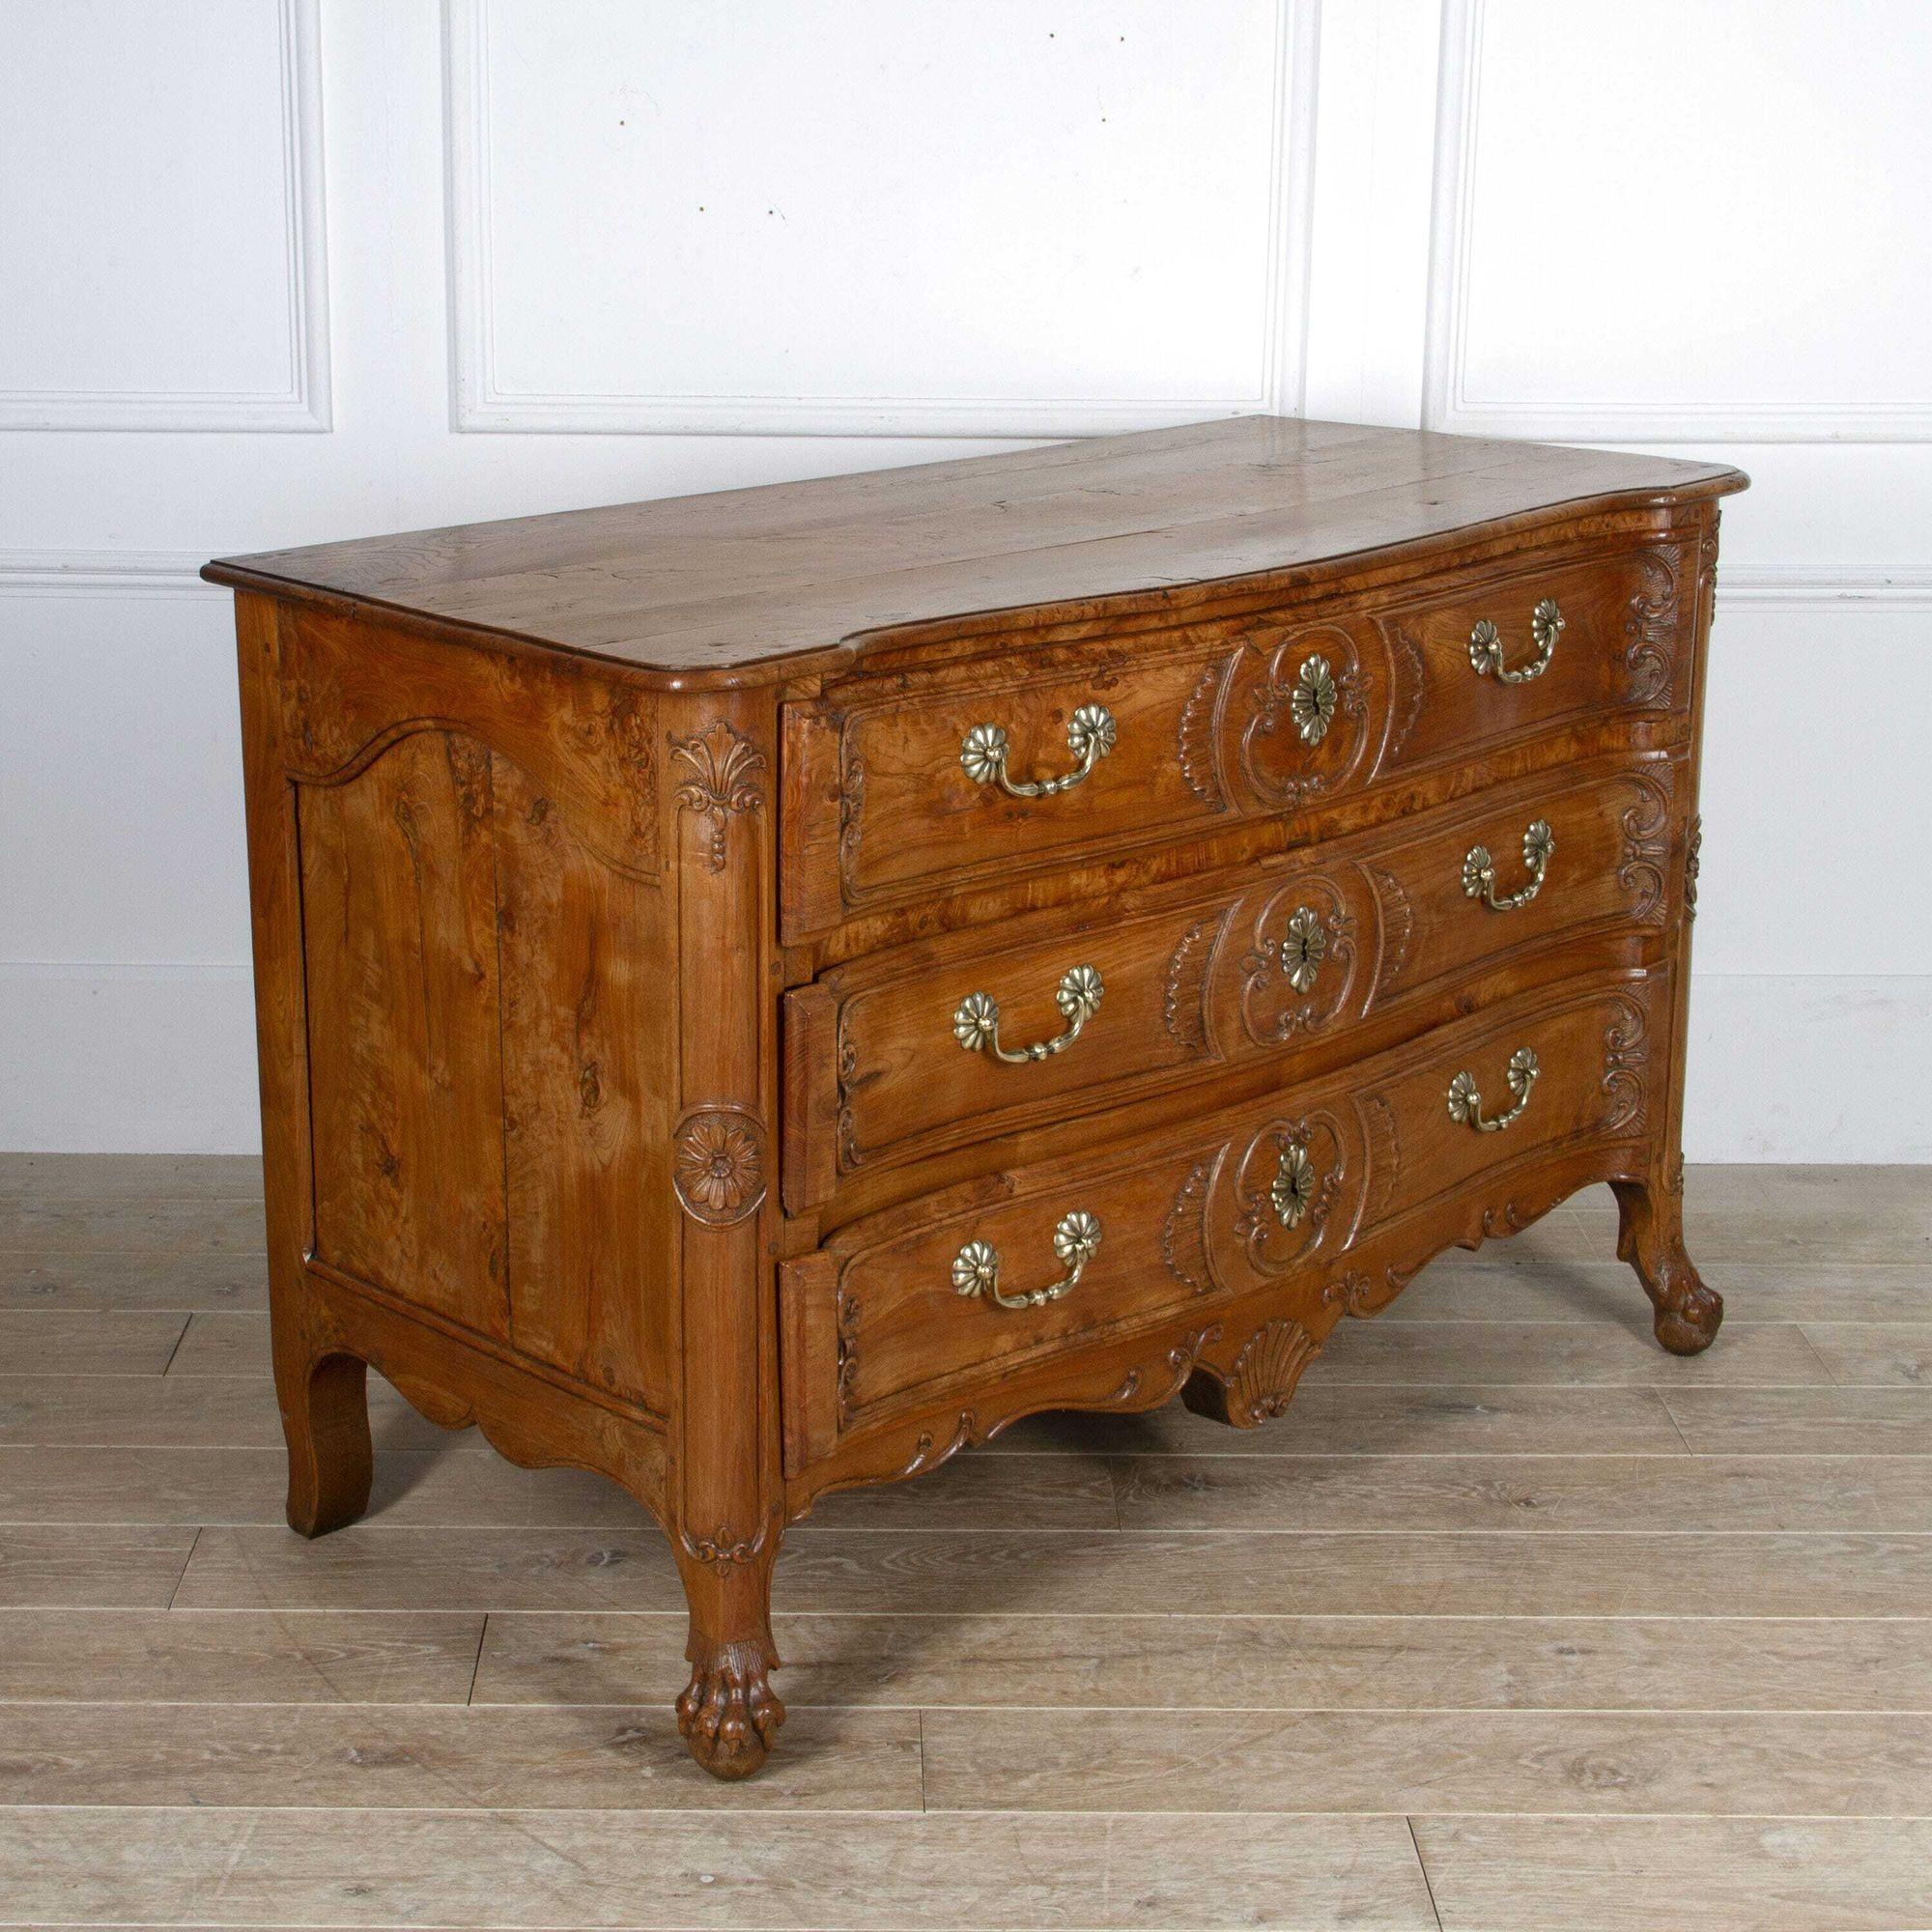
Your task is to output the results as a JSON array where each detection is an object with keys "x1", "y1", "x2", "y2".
[{"x1": 1227, "y1": 1318, "x2": 1320, "y2": 1425}]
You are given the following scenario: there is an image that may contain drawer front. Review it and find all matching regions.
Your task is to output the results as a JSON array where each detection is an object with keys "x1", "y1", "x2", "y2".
[
  {"x1": 784, "y1": 752, "x2": 1684, "y2": 1208},
  {"x1": 781, "y1": 971, "x2": 1661, "y2": 1471},
  {"x1": 782, "y1": 534, "x2": 1696, "y2": 936}
]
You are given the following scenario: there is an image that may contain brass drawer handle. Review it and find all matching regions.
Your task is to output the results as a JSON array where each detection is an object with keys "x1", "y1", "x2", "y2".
[
  {"x1": 1446, "y1": 1046, "x2": 1540, "y2": 1132},
  {"x1": 960, "y1": 703, "x2": 1117, "y2": 797},
  {"x1": 1468, "y1": 598, "x2": 1563, "y2": 684},
  {"x1": 952, "y1": 1211, "x2": 1103, "y2": 1311},
  {"x1": 1462, "y1": 818, "x2": 1554, "y2": 911},
  {"x1": 953, "y1": 965, "x2": 1103, "y2": 1064}
]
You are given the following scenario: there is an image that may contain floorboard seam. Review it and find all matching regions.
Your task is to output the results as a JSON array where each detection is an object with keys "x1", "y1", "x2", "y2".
[
  {"x1": 1406, "y1": 1814, "x2": 1446, "y2": 1931},
  {"x1": 161, "y1": 1525, "x2": 199, "y2": 1610}
]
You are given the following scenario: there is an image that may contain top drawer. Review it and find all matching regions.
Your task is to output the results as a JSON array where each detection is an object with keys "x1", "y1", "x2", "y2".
[{"x1": 782, "y1": 531, "x2": 1698, "y2": 939}]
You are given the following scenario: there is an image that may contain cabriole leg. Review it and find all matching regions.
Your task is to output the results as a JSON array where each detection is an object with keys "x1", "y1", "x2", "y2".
[
  {"x1": 1612, "y1": 1173, "x2": 1722, "y2": 1356},
  {"x1": 674, "y1": 1530, "x2": 784, "y2": 1778},
  {"x1": 276, "y1": 1339, "x2": 373, "y2": 1538}
]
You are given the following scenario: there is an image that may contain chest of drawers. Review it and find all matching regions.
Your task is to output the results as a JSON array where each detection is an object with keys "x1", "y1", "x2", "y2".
[{"x1": 207, "y1": 416, "x2": 1747, "y2": 1779}]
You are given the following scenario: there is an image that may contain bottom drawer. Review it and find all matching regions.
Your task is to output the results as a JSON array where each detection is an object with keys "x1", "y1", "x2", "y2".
[{"x1": 781, "y1": 968, "x2": 1661, "y2": 1475}]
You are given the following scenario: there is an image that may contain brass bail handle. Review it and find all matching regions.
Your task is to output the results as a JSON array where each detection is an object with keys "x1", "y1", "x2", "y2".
[
  {"x1": 960, "y1": 703, "x2": 1117, "y2": 798},
  {"x1": 1463, "y1": 818, "x2": 1554, "y2": 912},
  {"x1": 953, "y1": 965, "x2": 1103, "y2": 1065},
  {"x1": 1446, "y1": 1046, "x2": 1540, "y2": 1133},
  {"x1": 1468, "y1": 598, "x2": 1563, "y2": 684},
  {"x1": 952, "y1": 1211, "x2": 1103, "y2": 1311}
]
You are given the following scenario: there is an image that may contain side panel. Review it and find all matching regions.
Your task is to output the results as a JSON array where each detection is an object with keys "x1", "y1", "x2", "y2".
[{"x1": 268, "y1": 600, "x2": 678, "y2": 1416}]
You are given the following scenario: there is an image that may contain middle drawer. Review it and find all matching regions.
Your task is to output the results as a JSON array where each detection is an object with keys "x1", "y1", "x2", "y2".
[{"x1": 783, "y1": 749, "x2": 1684, "y2": 1212}]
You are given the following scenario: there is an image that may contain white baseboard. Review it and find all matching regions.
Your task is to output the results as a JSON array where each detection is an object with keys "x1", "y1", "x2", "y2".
[{"x1": 2, "y1": 961, "x2": 1926, "y2": 1162}]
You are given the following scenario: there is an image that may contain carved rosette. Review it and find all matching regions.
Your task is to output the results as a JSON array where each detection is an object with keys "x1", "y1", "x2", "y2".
[
  {"x1": 670, "y1": 720, "x2": 767, "y2": 872},
  {"x1": 672, "y1": 1103, "x2": 768, "y2": 1227}
]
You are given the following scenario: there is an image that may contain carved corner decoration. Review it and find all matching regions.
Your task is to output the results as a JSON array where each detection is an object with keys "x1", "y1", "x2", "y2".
[
  {"x1": 1622, "y1": 549, "x2": 1680, "y2": 706},
  {"x1": 1182, "y1": 1318, "x2": 1318, "y2": 1428},
  {"x1": 1617, "y1": 769, "x2": 1674, "y2": 923},
  {"x1": 834, "y1": 1287, "x2": 860, "y2": 1431},
  {"x1": 1178, "y1": 657, "x2": 1232, "y2": 809},
  {"x1": 1332, "y1": 1262, "x2": 1413, "y2": 1320},
  {"x1": 670, "y1": 720, "x2": 767, "y2": 872},
  {"x1": 672, "y1": 1103, "x2": 768, "y2": 1227},
  {"x1": 834, "y1": 1001, "x2": 869, "y2": 1173},
  {"x1": 1600, "y1": 995, "x2": 1650, "y2": 1136},
  {"x1": 679, "y1": 1516, "x2": 771, "y2": 1577},
  {"x1": 1162, "y1": 910, "x2": 1229, "y2": 1055},
  {"x1": 607, "y1": 690, "x2": 663, "y2": 869},
  {"x1": 901, "y1": 1409, "x2": 979, "y2": 1477},
  {"x1": 1359, "y1": 1092, "x2": 1401, "y2": 1222},
  {"x1": 1685, "y1": 814, "x2": 1703, "y2": 922}
]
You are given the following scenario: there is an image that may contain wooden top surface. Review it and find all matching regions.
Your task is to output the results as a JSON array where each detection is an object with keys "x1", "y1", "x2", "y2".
[{"x1": 205, "y1": 416, "x2": 1746, "y2": 687}]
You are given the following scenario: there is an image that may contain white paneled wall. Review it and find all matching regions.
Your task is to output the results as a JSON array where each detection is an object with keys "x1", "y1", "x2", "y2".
[{"x1": 1, "y1": 0, "x2": 1927, "y2": 1156}]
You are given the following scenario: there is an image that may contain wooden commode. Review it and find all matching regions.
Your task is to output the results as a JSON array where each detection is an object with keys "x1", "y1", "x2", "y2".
[{"x1": 206, "y1": 417, "x2": 1747, "y2": 1778}]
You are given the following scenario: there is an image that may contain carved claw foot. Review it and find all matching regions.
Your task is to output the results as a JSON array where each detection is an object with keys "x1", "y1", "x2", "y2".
[
  {"x1": 1611, "y1": 1177, "x2": 1723, "y2": 1357},
  {"x1": 1626, "y1": 1236, "x2": 1724, "y2": 1356},
  {"x1": 677, "y1": 1640, "x2": 784, "y2": 1779}
]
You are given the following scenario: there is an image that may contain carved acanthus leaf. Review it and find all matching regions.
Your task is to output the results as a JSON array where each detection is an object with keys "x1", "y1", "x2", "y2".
[
  {"x1": 1622, "y1": 550, "x2": 1680, "y2": 706},
  {"x1": 1600, "y1": 995, "x2": 1650, "y2": 1136},
  {"x1": 1162, "y1": 911, "x2": 1227, "y2": 1055},
  {"x1": 1617, "y1": 769, "x2": 1673, "y2": 923},
  {"x1": 670, "y1": 721, "x2": 767, "y2": 872}
]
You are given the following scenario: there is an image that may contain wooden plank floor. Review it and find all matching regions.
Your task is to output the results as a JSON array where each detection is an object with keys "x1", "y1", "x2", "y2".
[{"x1": 1, "y1": 1157, "x2": 1928, "y2": 1930}]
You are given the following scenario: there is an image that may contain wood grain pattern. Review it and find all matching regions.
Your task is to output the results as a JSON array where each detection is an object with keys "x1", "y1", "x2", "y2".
[
  {"x1": 1412, "y1": 1817, "x2": 1932, "y2": 1932},
  {"x1": 0, "y1": 1607, "x2": 484, "y2": 1703},
  {"x1": 169, "y1": 1521, "x2": 1932, "y2": 1620},
  {"x1": 0, "y1": 1806, "x2": 1440, "y2": 1929},
  {"x1": 918, "y1": 1708, "x2": 1932, "y2": 1814}
]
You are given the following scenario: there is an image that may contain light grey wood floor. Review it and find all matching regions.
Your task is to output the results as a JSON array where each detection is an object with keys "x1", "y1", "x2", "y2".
[{"x1": 1, "y1": 1155, "x2": 1929, "y2": 1931}]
